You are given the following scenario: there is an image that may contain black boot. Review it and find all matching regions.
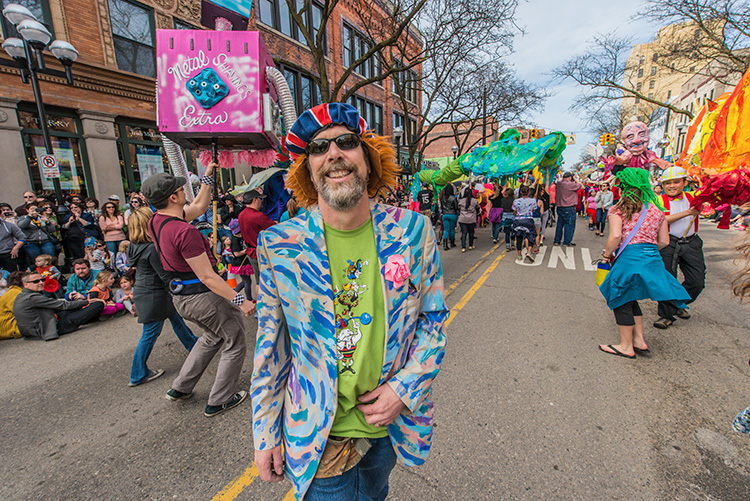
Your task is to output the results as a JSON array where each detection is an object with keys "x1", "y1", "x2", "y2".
[
  {"x1": 450, "y1": 239, "x2": 456, "y2": 248},
  {"x1": 443, "y1": 240, "x2": 449, "y2": 250}
]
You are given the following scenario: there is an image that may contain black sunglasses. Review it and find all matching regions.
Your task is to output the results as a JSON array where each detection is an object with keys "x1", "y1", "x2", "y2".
[
  {"x1": 306, "y1": 133, "x2": 361, "y2": 156},
  {"x1": 26, "y1": 278, "x2": 43, "y2": 284}
]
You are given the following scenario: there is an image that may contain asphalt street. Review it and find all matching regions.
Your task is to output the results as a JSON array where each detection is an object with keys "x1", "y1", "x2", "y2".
[{"x1": 2, "y1": 216, "x2": 750, "y2": 500}]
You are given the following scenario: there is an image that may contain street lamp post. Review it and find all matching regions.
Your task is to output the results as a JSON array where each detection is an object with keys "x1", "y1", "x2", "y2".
[
  {"x1": 393, "y1": 125, "x2": 404, "y2": 169},
  {"x1": 451, "y1": 145, "x2": 458, "y2": 159},
  {"x1": 2, "y1": 3, "x2": 79, "y2": 211}
]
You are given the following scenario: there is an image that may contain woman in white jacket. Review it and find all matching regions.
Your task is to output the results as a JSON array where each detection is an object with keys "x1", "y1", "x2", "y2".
[{"x1": 594, "y1": 183, "x2": 614, "y2": 236}]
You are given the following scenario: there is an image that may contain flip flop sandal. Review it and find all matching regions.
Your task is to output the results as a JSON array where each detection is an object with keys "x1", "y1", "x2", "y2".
[
  {"x1": 633, "y1": 346, "x2": 650, "y2": 354},
  {"x1": 599, "y1": 344, "x2": 636, "y2": 359}
]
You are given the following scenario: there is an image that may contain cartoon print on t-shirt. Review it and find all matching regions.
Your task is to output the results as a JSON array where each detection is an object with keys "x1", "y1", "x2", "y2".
[{"x1": 333, "y1": 258, "x2": 372, "y2": 374}]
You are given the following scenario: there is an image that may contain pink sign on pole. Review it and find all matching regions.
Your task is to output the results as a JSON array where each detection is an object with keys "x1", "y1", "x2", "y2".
[{"x1": 156, "y1": 30, "x2": 280, "y2": 150}]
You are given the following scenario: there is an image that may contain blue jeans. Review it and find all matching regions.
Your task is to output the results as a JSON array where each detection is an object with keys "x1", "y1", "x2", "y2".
[
  {"x1": 305, "y1": 437, "x2": 397, "y2": 501},
  {"x1": 595, "y1": 208, "x2": 607, "y2": 233},
  {"x1": 130, "y1": 310, "x2": 197, "y2": 385},
  {"x1": 442, "y1": 214, "x2": 457, "y2": 242},
  {"x1": 491, "y1": 222, "x2": 502, "y2": 241},
  {"x1": 105, "y1": 240, "x2": 124, "y2": 256},
  {"x1": 24, "y1": 241, "x2": 56, "y2": 263},
  {"x1": 554, "y1": 206, "x2": 577, "y2": 245}
]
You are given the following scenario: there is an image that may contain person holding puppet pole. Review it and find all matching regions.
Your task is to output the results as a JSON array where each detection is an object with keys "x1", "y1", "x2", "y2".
[{"x1": 653, "y1": 166, "x2": 705, "y2": 330}]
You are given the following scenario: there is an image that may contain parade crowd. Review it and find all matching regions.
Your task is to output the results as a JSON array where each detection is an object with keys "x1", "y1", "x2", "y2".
[{"x1": 1, "y1": 105, "x2": 749, "y2": 501}]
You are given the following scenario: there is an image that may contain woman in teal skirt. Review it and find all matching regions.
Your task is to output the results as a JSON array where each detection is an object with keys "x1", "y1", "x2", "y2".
[{"x1": 598, "y1": 168, "x2": 691, "y2": 359}]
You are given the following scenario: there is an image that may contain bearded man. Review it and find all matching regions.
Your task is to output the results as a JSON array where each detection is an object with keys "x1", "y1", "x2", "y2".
[{"x1": 250, "y1": 103, "x2": 448, "y2": 500}]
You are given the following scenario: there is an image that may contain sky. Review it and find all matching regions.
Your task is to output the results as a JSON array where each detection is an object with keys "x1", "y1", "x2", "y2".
[{"x1": 504, "y1": 0, "x2": 660, "y2": 164}]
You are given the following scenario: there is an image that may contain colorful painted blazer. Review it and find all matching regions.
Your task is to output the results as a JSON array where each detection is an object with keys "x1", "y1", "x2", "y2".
[{"x1": 250, "y1": 201, "x2": 448, "y2": 499}]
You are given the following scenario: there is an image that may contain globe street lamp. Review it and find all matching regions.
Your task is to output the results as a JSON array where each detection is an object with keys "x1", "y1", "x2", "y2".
[
  {"x1": 1, "y1": 3, "x2": 79, "y2": 210},
  {"x1": 451, "y1": 145, "x2": 458, "y2": 159}
]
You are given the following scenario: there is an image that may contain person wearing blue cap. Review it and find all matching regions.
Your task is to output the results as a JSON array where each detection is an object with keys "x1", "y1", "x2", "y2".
[{"x1": 251, "y1": 103, "x2": 448, "y2": 500}]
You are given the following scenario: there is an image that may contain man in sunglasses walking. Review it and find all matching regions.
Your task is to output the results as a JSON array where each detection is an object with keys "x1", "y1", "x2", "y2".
[
  {"x1": 237, "y1": 189, "x2": 275, "y2": 300},
  {"x1": 14, "y1": 271, "x2": 105, "y2": 340},
  {"x1": 251, "y1": 103, "x2": 448, "y2": 500}
]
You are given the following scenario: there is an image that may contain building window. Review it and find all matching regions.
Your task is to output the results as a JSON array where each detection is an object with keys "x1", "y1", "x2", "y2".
[
  {"x1": 634, "y1": 97, "x2": 640, "y2": 104},
  {"x1": 257, "y1": 0, "x2": 326, "y2": 50},
  {"x1": 637, "y1": 68, "x2": 644, "y2": 78},
  {"x1": 173, "y1": 18, "x2": 198, "y2": 30},
  {"x1": 392, "y1": 64, "x2": 419, "y2": 104},
  {"x1": 1, "y1": 0, "x2": 54, "y2": 39},
  {"x1": 17, "y1": 105, "x2": 93, "y2": 198},
  {"x1": 667, "y1": 90, "x2": 672, "y2": 99},
  {"x1": 649, "y1": 80, "x2": 655, "y2": 89},
  {"x1": 689, "y1": 66, "x2": 696, "y2": 72},
  {"x1": 342, "y1": 21, "x2": 380, "y2": 79},
  {"x1": 638, "y1": 55, "x2": 644, "y2": 65},
  {"x1": 346, "y1": 95, "x2": 383, "y2": 135},
  {"x1": 280, "y1": 65, "x2": 322, "y2": 114},
  {"x1": 108, "y1": 0, "x2": 155, "y2": 77},
  {"x1": 393, "y1": 112, "x2": 417, "y2": 144},
  {"x1": 636, "y1": 82, "x2": 642, "y2": 91},
  {"x1": 648, "y1": 93, "x2": 654, "y2": 99},
  {"x1": 650, "y1": 66, "x2": 657, "y2": 76},
  {"x1": 114, "y1": 120, "x2": 192, "y2": 192},
  {"x1": 652, "y1": 53, "x2": 658, "y2": 62}
]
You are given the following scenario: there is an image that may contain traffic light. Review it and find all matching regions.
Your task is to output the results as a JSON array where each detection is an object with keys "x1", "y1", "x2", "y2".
[
  {"x1": 606, "y1": 133, "x2": 615, "y2": 144},
  {"x1": 530, "y1": 129, "x2": 538, "y2": 140},
  {"x1": 599, "y1": 134, "x2": 606, "y2": 145}
]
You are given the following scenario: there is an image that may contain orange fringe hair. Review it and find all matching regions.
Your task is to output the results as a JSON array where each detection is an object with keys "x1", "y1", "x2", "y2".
[{"x1": 285, "y1": 132, "x2": 400, "y2": 208}]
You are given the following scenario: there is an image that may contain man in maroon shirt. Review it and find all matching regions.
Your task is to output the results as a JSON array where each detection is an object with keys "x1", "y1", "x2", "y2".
[
  {"x1": 142, "y1": 163, "x2": 254, "y2": 418},
  {"x1": 238, "y1": 189, "x2": 275, "y2": 297},
  {"x1": 553, "y1": 172, "x2": 583, "y2": 247}
]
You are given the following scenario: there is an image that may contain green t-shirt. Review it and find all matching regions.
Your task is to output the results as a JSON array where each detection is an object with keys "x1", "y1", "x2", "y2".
[{"x1": 324, "y1": 218, "x2": 388, "y2": 438}]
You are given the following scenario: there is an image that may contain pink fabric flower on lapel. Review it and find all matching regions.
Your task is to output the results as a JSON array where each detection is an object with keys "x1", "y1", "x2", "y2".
[{"x1": 384, "y1": 254, "x2": 410, "y2": 287}]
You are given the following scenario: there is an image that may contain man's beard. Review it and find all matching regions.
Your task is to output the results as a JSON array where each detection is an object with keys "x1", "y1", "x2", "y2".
[{"x1": 312, "y1": 160, "x2": 368, "y2": 211}]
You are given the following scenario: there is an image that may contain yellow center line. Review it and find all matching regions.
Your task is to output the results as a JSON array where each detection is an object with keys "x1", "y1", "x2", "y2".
[
  {"x1": 446, "y1": 250, "x2": 507, "y2": 327},
  {"x1": 212, "y1": 464, "x2": 259, "y2": 501},
  {"x1": 215, "y1": 248, "x2": 505, "y2": 501},
  {"x1": 444, "y1": 244, "x2": 501, "y2": 298}
]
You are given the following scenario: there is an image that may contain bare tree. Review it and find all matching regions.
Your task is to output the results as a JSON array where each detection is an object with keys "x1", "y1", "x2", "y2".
[
  {"x1": 554, "y1": 1, "x2": 750, "y2": 124},
  {"x1": 553, "y1": 34, "x2": 695, "y2": 120},
  {"x1": 385, "y1": 0, "x2": 545, "y2": 171},
  {"x1": 639, "y1": 0, "x2": 750, "y2": 84}
]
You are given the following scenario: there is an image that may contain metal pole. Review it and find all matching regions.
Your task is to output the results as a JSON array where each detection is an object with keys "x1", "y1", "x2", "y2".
[
  {"x1": 25, "y1": 41, "x2": 64, "y2": 208},
  {"x1": 211, "y1": 139, "x2": 219, "y2": 260},
  {"x1": 482, "y1": 86, "x2": 487, "y2": 145}
]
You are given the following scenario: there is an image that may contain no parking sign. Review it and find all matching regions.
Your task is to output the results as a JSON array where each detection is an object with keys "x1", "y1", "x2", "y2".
[{"x1": 41, "y1": 154, "x2": 60, "y2": 178}]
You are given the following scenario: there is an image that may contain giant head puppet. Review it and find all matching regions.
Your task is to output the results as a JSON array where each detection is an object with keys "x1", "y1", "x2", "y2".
[{"x1": 607, "y1": 120, "x2": 671, "y2": 174}]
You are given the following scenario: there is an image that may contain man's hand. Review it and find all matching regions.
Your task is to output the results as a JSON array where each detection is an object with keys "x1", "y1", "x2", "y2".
[
  {"x1": 356, "y1": 384, "x2": 406, "y2": 428},
  {"x1": 203, "y1": 161, "x2": 216, "y2": 178},
  {"x1": 69, "y1": 292, "x2": 85, "y2": 300},
  {"x1": 88, "y1": 298, "x2": 105, "y2": 304},
  {"x1": 239, "y1": 300, "x2": 256, "y2": 317},
  {"x1": 255, "y1": 446, "x2": 284, "y2": 482},
  {"x1": 10, "y1": 247, "x2": 18, "y2": 258}
]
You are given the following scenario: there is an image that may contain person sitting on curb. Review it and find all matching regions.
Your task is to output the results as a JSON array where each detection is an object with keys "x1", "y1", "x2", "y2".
[
  {"x1": 13, "y1": 271, "x2": 105, "y2": 341},
  {"x1": 0, "y1": 271, "x2": 24, "y2": 339},
  {"x1": 65, "y1": 258, "x2": 100, "y2": 300}
]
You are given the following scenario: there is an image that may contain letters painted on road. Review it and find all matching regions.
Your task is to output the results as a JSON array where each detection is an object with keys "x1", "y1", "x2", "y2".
[
  {"x1": 512, "y1": 247, "x2": 596, "y2": 271},
  {"x1": 548, "y1": 246, "x2": 575, "y2": 270}
]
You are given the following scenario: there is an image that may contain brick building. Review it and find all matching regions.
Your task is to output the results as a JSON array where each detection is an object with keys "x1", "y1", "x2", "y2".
[{"x1": 0, "y1": 0, "x2": 422, "y2": 207}]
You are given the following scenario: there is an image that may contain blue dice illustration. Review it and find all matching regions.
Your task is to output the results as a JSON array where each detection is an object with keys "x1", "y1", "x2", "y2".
[{"x1": 186, "y1": 68, "x2": 229, "y2": 109}]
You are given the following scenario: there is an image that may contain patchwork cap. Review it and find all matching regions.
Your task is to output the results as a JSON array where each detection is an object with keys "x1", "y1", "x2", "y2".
[{"x1": 286, "y1": 103, "x2": 368, "y2": 161}]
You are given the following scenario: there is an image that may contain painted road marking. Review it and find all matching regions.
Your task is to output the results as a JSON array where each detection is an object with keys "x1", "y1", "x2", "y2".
[
  {"x1": 446, "y1": 250, "x2": 507, "y2": 327},
  {"x1": 444, "y1": 244, "x2": 501, "y2": 298},
  {"x1": 580, "y1": 248, "x2": 598, "y2": 271},
  {"x1": 512, "y1": 246, "x2": 597, "y2": 271},
  {"x1": 212, "y1": 464, "x2": 259, "y2": 501},
  {"x1": 514, "y1": 246, "x2": 548, "y2": 267},
  {"x1": 547, "y1": 246, "x2": 575, "y2": 270},
  {"x1": 214, "y1": 248, "x2": 505, "y2": 501}
]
